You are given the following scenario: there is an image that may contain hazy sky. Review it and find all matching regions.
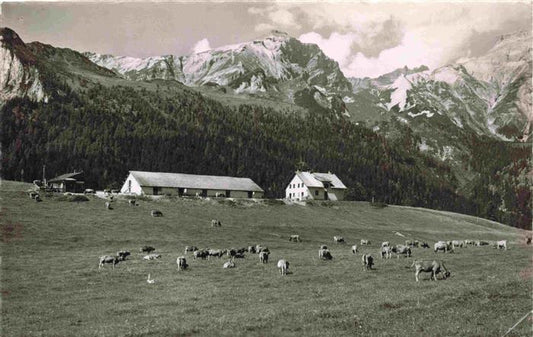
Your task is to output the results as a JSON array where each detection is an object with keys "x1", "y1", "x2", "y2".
[{"x1": 1, "y1": 1, "x2": 531, "y2": 78}]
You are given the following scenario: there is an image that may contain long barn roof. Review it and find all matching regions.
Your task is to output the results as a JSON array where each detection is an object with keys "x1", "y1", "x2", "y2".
[{"x1": 129, "y1": 171, "x2": 264, "y2": 192}]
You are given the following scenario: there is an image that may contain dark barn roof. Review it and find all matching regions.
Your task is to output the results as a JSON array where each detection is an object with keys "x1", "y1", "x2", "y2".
[{"x1": 48, "y1": 171, "x2": 84, "y2": 183}]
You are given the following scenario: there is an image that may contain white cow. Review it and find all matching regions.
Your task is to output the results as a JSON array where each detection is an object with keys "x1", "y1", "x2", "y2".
[
  {"x1": 495, "y1": 240, "x2": 507, "y2": 250},
  {"x1": 351, "y1": 244, "x2": 358, "y2": 254},
  {"x1": 412, "y1": 260, "x2": 450, "y2": 282},
  {"x1": 277, "y1": 259, "x2": 289, "y2": 275}
]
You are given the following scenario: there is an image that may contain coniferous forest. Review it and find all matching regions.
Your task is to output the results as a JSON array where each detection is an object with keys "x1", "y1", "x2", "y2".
[{"x1": 2, "y1": 71, "x2": 530, "y2": 229}]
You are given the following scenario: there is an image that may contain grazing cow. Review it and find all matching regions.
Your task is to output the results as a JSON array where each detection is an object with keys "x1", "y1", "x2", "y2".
[
  {"x1": 362, "y1": 254, "x2": 374, "y2": 270},
  {"x1": 420, "y1": 242, "x2": 430, "y2": 249},
  {"x1": 223, "y1": 260, "x2": 236, "y2": 268},
  {"x1": 117, "y1": 250, "x2": 131, "y2": 261},
  {"x1": 237, "y1": 247, "x2": 247, "y2": 254},
  {"x1": 334, "y1": 236, "x2": 345, "y2": 243},
  {"x1": 208, "y1": 249, "x2": 224, "y2": 258},
  {"x1": 395, "y1": 245, "x2": 412, "y2": 258},
  {"x1": 320, "y1": 245, "x2": 328, "y2": 250},
  {"x1": 177, "y1": 256, "x2": 188, "y2": 270},
  {"x1": 140, "y1": 246, "x2": 155, "y2": 253},
  {"x1": 464, "y1": 240, "x2": 475, "y2": 246},
  {"x1": 234, "y1": 252, "x2": 245, "y2": 258},
  {"x1": 381, "y1": 246, "x2": 392, "y2": 259},
  {"x1": 475, "y1": 240, "x2": 489, "y2": 247},
  {"x1": 259, "y1": 251, "x2": 269, "y2": 264},
  {"x1": 193, "y1": 250, "x2": 208, "y2": 259},
  {"x1": 143, "y1": 253, "x2": 161, "y2": 260},
  {"x1": 99, "y1": 255, "x2": 119, "y2": 269},
  {"x1": 128, "y1": 199, "x2": 137, "y2": 206},
  {"x1": 360, "y1": 239, "x2": 370, "y2": 246},
  {"x1": 277, "y1": 259, "x2": 289, "y2": 275},
  {"x1": 151, "y1": 210, "x2": 163, "y2": 217},
  {"x1": 412, "y1": 260, "x2": 450, "y2": 282},
  {"x1": 185, "y1": 246, "x2": 198, "y2": 254},
  {"x1": 211, "y1": 219, "x2": 222, "y2": 227},
  {"x1": 351, "y1": 244, "x2": 358, "y2": 254},
  {"x1": 289, "y1": 235, "x2": 301, "y2": 242},
  {"x1": 381, "y1": 242, "x2": 390, "y2": 248},
  {"x1": 226, "y1": 248, "x2": 237, "y2": 257},
  {"x1": 105, "y1": 202, "x2": 112, "y2": 210},
  {"x1": 248, "y1": 246, "x2": 257, "y2": 254},
  {"x1": 495, "y1": 240, "x2": 507, "y2": 250},
  {"x1": 434, "y1": 241, "x2": 453, "y2": 253},
  {"x1": 452, "y1": 240, "x2": 464, "y2": 248},
  {"x1": 319, "y1": 248, "x2": 333, "y2": 260}
]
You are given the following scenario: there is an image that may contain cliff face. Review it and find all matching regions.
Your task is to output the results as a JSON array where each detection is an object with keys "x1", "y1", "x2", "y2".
[{"x1": 0, "y1": 28, "x2": 47, "y2": 104}]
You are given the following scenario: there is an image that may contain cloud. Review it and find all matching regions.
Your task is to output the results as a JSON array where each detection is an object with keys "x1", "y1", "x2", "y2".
[
  {"x1": 249, "y1": 2, "x2": 531, "y2": 78},
  {"x1": 191, "y1": 38, "x2": 211, "y2": 54}
]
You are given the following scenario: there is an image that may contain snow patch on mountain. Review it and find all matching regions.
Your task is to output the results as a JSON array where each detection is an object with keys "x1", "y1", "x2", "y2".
[{"x1": 408, "y1": 110, "x2": 434, "y2": 118}]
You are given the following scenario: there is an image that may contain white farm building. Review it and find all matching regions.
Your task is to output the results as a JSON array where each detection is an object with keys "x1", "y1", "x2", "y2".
[
  {"x1": 285, "y1": 171, "x2": 347, "y2": 201},
  {"x1": 120, "y1": 171, "x2": 264, "y2": 198}
]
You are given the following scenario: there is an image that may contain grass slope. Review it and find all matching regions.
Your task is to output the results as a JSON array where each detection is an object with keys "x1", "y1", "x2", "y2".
[{"x1": 1, "y1": 181, "x2": 531, "y2": 337}]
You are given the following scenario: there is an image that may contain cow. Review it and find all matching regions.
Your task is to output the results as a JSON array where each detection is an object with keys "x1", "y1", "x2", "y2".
[
  {"x1": 395, "y1": 245, "x2": 411, "y2": 258},
  {"x1": 226, "y1": 248, "x2": 237, "y2": 258},
  {"x1": 362, "y1": 254, "x2": 374, "y2": 270},
  {"x1": 143, "y1": 253, "x2": 161, "y2": 260},
  {"x1": 248, "y1": 246, "x2": 257, "y2": 254},
  {"x1": 140, "y1": 246, "x2": 155, "y2": 253},
  {"x1": 259, "y1": 251, "x2": 269, "y2": 264},
  {"x1": 151, "y1": 210, "x2": 163, "y2": 217},
  {"x1": 185, "y1": 246, "x2": 198, "y2": 254},
  {"x1": 475, "y1": 240, "x2": 489, "y2": 247},
  {"x1": 234, "y1": 252, "x2": 245, "y2": 258},
  {"x1": 320, "y1": 245, "x2": 328, "y2": 250},
  {"x1": 452, "y1": 240, "x2": 464, "y2": 248},
  {"x1": 289, "y1": 235, "x2": 301, "y2": 242},
  {"x1": 99, "y1": 255, "x2": 119, "y2": 269},
  {"x1": 360, "y1": 239, "x2": 370, "y2": 246},
  {"x1": 208, "y1": 249, "x2": 224, "y2": 258},
  {"x1": 420, "y1": 242, "x2": 430, "y2": 249},
  {"x1": 128, "y1": 199, "x2": 137, "y2": 206},
  {"x1": 434, "y1": 241, "x2": 452, "y2": 253},
  {"x1": 412, "y1": 260, "x2": 450, "y2": 282},
  {"x1": 258, "y1": 246, "x2": 269, "y2": 253},
  {"x1": 464, "y1": 240, "x2": 475, "y2": 246},
  {"x1": 495, "y1": 240, "x2": 507, "y2": 250},
  {"x1": 177, "y1": 256, "x2": 188, "y2": 270},
  {"x1": 319, "y1": 248, "x2": 333, "y2": 260},
  {"x1": 193, "y1": 250, "x2": 208, "y2": 259},
  {"x1": 105, "y1": 202, "x2": 112, "y2": 210},
  {"x1": 277, "y1": 259, "x2": 289, "y2": 275},
  {"x1": 29, "y1": 191, "x2": 39, "y2": 199},
  {"x1": 35, "y1": 195, "x2": 42, "y2": 202},
  {"x1": 223, "y1": 260, "x2": 236, "y2": 268},
  {"x1": 381, "y1": 242, "x2": 390, "y2": 248},
  {"x1": 211, "y1": 219, "x2": 222, "y2": 227},
  {"x1": 351, "y1": 244, "x2": 358, "y2": 254},
  {"x1": 381, "y1": 246, "x2": 392, "y2": 259},
  {"x1": 116, "y1": 250, "x2": 131, "y2": 261},
  {"x1": 334, "y1": 236, "x2": 345, "y2": 243}
]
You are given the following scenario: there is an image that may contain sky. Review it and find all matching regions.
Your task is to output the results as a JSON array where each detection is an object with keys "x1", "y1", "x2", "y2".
[{"x1": 0, "y1": 1, "x2": 531, "y2": 78}]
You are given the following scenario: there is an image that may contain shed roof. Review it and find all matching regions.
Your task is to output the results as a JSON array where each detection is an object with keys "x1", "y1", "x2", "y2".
[
  {"x1": 129, "y1": 171, "x2": 264, "y2": 192},
  {"x1": 48, "y1": 171, "x2": 84, "y2": 183},
  {"x1": 295, "y1": 171, "x2": 347, "y2": 189}
]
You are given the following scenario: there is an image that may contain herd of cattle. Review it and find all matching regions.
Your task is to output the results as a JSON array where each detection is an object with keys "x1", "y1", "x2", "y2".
[{"x1": 98, "y1": 213, "x2": 527, "y2": 282}]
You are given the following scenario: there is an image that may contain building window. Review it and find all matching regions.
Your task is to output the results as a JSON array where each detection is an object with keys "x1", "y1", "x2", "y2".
[
  {"x1": 289, "y1": 193, "x2": 291, "y2": 198},
  {"x1": 315, "y1": 190, "x2": 319, "y2": 196},
  {"x1": 301, "y1": 192, "x2": 303, "y2": 197}
]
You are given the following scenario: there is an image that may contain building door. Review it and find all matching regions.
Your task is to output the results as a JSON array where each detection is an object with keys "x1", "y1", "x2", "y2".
[
  {"x1": 324, "y1": 191, "x2": 328, "y2": 200},
  {"x1": 248, "y1": 191, "x2": 253, "y2": 198},
  {"x1": 225, "y1": 190, "x2": 231, "y2": 198},
  {"x1": 153, "y1": 187, "x2": 160, "y2": 195},
  {"x1": 178, "y1": 188, "x2": 184, "y2": 196},
  {"x1": 201, "y1": 189, "x2": 207, "y2": 197}
]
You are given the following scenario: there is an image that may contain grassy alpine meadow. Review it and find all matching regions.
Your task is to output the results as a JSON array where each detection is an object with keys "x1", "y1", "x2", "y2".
[{"x1": 1, "y1": 180, "x2": 531, "y2": 337}]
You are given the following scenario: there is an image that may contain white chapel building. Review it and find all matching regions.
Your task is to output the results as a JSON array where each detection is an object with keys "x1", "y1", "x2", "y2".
[{"x1": 285, "y1": 171, "x2": 347, "y2": 201}]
